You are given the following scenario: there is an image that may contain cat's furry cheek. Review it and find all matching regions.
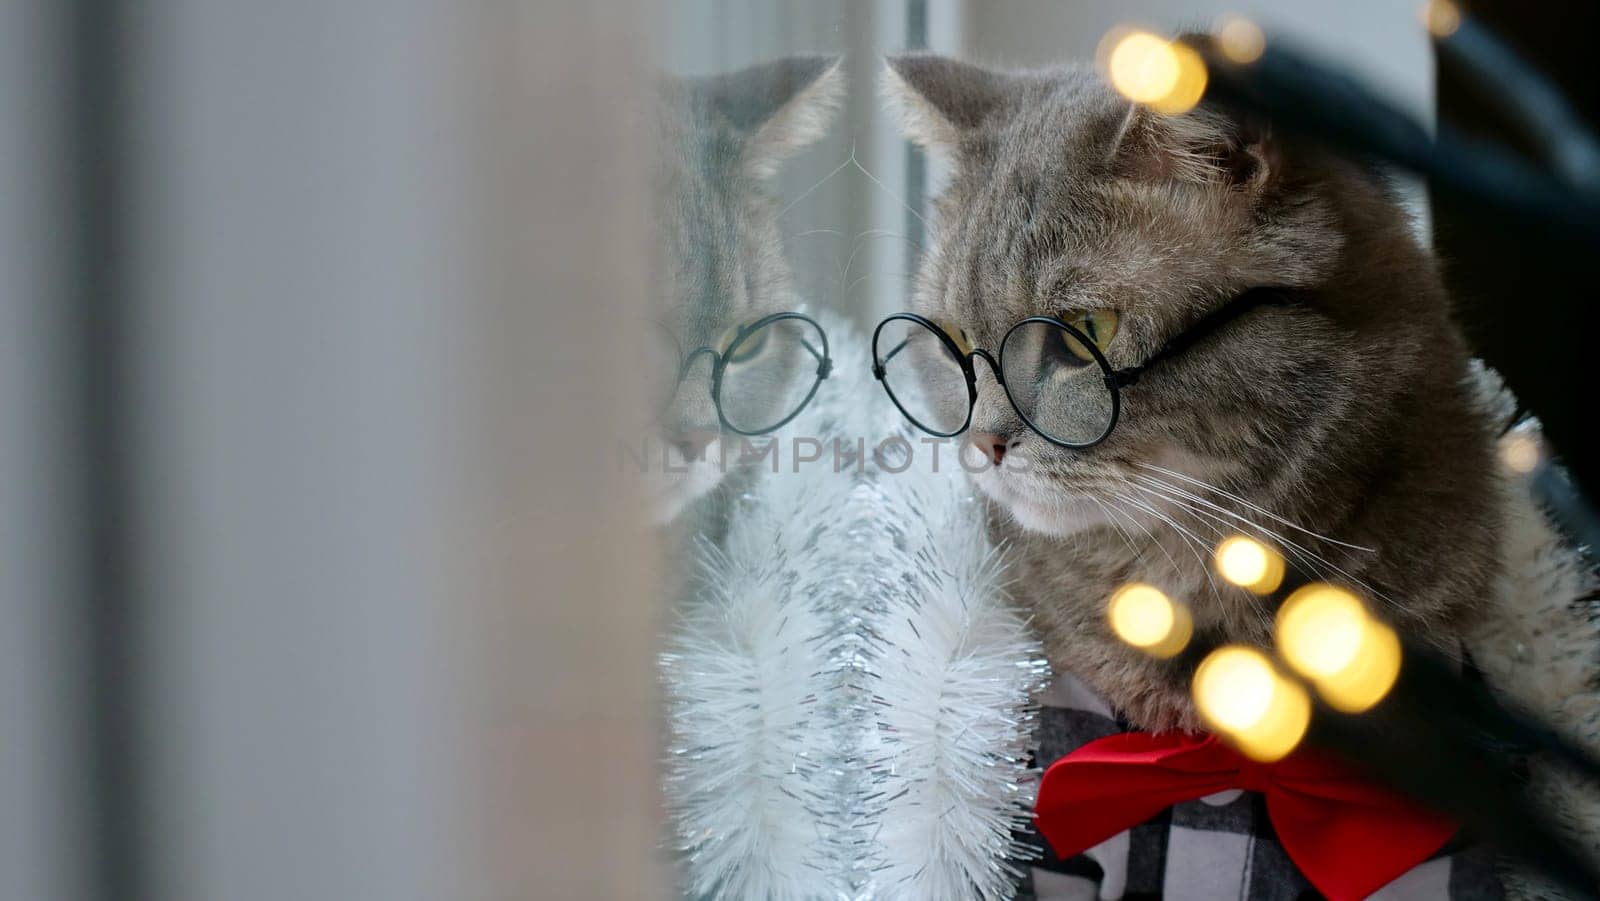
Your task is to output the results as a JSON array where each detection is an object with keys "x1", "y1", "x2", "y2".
[
  {"x1": 645, "y1": 443, "x2": 729, "y2": 525},
  {"x1": 972, "y1": 470, "x2": 1114, "y2": 537}
]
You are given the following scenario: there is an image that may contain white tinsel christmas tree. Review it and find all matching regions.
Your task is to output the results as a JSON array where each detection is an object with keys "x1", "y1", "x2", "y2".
[{"x1": 661, "y1": 312, "x2": 1049, "y2": 900}]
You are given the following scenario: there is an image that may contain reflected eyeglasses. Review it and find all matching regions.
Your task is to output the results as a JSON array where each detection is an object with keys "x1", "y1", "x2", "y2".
[
  {"x1": 870, "y1": 288, "x2": 1287, "y2": 449},
  {"x1": 657, "y1": 310, "x2": 831, "y2": 436}
]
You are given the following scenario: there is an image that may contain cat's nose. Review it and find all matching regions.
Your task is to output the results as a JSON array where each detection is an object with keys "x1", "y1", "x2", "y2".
[
  {"x1": 969, "y1": 431, "x2": 1010, "y2": 465},
  {"x1": 670, "y1": 429, "x2": 719, "y2": 461}
]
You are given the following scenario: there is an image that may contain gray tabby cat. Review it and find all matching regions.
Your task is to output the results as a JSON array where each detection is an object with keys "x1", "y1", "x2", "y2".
[
  {"x1": 646, "y1": 55, "x2": 843, "y2": 526},
  {"x1": 881, "y1": 53, "x2": 1502, "y2": 733}
]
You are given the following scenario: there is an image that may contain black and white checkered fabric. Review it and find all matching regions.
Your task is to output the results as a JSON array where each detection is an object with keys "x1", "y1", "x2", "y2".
[{"x1": 1017, "y1": 673, "x2": 1506, "y2": 901}]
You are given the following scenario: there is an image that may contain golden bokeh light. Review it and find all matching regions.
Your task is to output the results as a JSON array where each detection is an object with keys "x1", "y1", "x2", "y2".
[
  {"x1": 1108, "y1": 32, "x2": 1180, "y2": 102},
  {"x1": 1194, "y1": 646, "x2": 1275, "y2": 730},
  {"x1": 1193, "y1": 645, "x2": 1310, "y2": 762},
  {"x1": 1214, "y1": 535, "x2": 1286, "y2": 595},
  {"x1": 1104, "y1": 29, "x2": 1208, "y2": 116},
  {"x1": 1500, "y1": 432, "x2": 1542, "y2": 475},
  {"x1": 1423, "y1": 0, "x2": 1462, "y2": 38},
  {"x1": 1316, "y1": 619, "x2": 1401, "y2": 713},
  {"x1": 1276, "y1": 584, "x2": 1366, "y2": 677},
  {"x1": 1155, "y1": 42, "x2": 1207, "y2": 115},
  {"x1": 1275, "y1": 583, "x2": 1402, "y2": 714},
  {"x1": 1216, "y1": 16, "x2": 1266, "y2": 64},
  {"x1": 1107, "y1": 583, "x2": 1193, "y2": 658}
]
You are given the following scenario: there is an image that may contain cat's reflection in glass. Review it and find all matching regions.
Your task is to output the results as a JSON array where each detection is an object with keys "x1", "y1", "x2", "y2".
[{"x1": 642, "y1": 55, "x2": 843, "y2": 526}]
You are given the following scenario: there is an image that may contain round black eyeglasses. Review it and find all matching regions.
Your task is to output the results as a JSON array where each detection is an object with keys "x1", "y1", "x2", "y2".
[
  {"x1": 871, "y1": 289, "x2": 1285, "y2": 449},
  {"x1": 660, "y1": 310, "x2": 831, "y2": 436}
]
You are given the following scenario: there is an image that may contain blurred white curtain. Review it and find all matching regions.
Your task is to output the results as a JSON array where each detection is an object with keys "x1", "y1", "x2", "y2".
[
  {"x1": 0, "y1": 2, "x2": 670, "y2": 900},
  {"x1": 1, "y1": 3, "x2": 89, "y2": 900}
]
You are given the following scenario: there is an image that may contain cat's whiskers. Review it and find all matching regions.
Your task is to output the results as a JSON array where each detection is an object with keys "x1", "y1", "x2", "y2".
[
  {"x1": 1109, "y1": 488, "x2": 1247, "y2": 636},
  {"x1": 837, "y1": 239, "x2": 867, "y2": 298},
  {"x1": 781, "y1": 144, "x2": 933, "y2": 231},
  {"x1": 1132, "y1": 472, "x2": 1385, "y2": 595},
  {"x1": 777, "y1": 153, "x2": 854, "y2": 219},
  {"x1": 1117, "y1": 481, "x2": 1285, "y2": 635},
  {"x1": 1134, "y1": 462, "x2": 1377, "y2": 554},
  {"x1": 848, "y1": 227, "x2": 922, "y2": 251},
  {"x1": 1105, "y1": 487, "x2": 1223, "y2": 605},
  {"x1": 839, "y1": 230, "x2": 918, "y2": 302},
  {"x1": 1112, "y1": 477, "x2": 1225, "y2": 540},
  {"x1": 849, "y1": 152, "x2": 928, "y2": 231},
  {"x1": 1088, "y1": 496, "x2": 1142, "y2": 561},
  {"x1": 1129, "y1": 472, "x2": 1402, "y2": 614},
  {"x1": 844, "y1": 270, "x2": 915, "y2": 300},
  {"x1": 1096, "y1": 493, "x2": 1189, "y2": 583},
  {"x1": 1126, "y1": 476, "x2": 1336, "y2": 583}
]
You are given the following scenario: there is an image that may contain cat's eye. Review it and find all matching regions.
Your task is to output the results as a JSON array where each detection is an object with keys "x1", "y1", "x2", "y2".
[
  {"x1": 718, "y1": 322, "x2": 770, "y2": 364},
  {"x1": 659, "y1": 312, "x2": 830, "y2": 437},
  {"x1": 934, "y1": 319, "x2": 974, "y2": 355},
  {"x1": 1057, "y1": 310, "x2": 1119, "y2": 362}
]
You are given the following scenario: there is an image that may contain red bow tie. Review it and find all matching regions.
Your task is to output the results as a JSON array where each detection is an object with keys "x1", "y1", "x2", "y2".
[{"x1": 1034, "y1": 731, "x2": 1456, "y2": 901}]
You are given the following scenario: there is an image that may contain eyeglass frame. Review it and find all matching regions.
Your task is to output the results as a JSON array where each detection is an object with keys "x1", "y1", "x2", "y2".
[
  {"x1": 660, "y1": 309, "x2": 833, "y2": 436},
  {"x1": 870, "y1": 287, "x2": 1287, "y2": 449}
]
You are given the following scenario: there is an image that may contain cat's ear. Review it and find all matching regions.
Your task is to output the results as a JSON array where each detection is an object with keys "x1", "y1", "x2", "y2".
[
  {"x1": 882, "y1": 53, "x2": 1016, "y2": 151},
  {"x1": 701, "y1": 54, "x2": 844, "y2": 179},
  {"x1": 1109, "y1": 101, "x2": 1279, "y2": 193}
]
